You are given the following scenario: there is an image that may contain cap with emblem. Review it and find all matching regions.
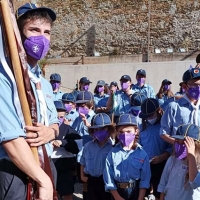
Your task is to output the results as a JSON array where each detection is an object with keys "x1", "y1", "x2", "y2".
[
  {"x1": 16, "y1": 3, "x2": 56, "y2": 21},
  {"x1": 172, "y1": 124, "x2": 200, "y2": 141},
  {"x1": 136, "y1": 69, "x2": 146, "y2": 76},
  {"x1": 54, "y1": 101, "x2": 66, "y2": 111},
  {"x1": 182, "y1": 68, "x2": 200, "y2": 82},
  {"x1": 97, "y1": 80, "x2": 106, "y2": 86},
  {"x1": 162, "y1": 79, "x2": 172, "y2": 85},
  {"x1": 79, "y1": 77, "x2": 92, "y2": 84},
  {"x1": 120, "y1": 75, "x2": 131, "y2": 81},
  {"x1": 90, "y1": 113, "x2": 112, "y2": 129},
  {"x1": 110, "y1": 81, "x2": 118, "y2": 87},
  {"x1": 62, "y1": 93, "x2": 76, "y2": 103}
]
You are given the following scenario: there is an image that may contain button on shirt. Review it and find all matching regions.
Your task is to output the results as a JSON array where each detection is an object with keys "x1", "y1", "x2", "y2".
[
  {"x1": 103, "y1": 143, "x2": 151, "y2": 191},
  {"x1": 53, "y1": 90, "x2": 64, "y2": 101},
  {"x1": 160, "y1": 97, "x2": 200, "y2": 136},
  {"x1": 112, "y1": 90, "x2": 132, "y2": 116},
  {"x1": 132, "y1": 84, "x2": 155, "y2": 98},
  {"x1": 139, "y1": 123, "x2": 172, "y2": 160},
  {"x1": 0, "y1": 65, "x2": 59, "y2": 158},
  {"x1": 80, "y1": 140, "x2": 112, "y2": 177},
  {"x1": 157, "y1": 156, "x2": 200, "y2": 200},
  {"x1": 94, "y1": 94, "x2": 109, "y2": 108}
]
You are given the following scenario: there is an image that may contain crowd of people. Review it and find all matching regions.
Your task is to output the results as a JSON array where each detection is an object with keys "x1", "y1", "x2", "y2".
[{"x1": 0, "y1": 2, "x2": 200, "y2": 200}]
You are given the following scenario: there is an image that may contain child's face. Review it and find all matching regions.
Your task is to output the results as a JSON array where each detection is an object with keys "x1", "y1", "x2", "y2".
[
  {"x1": 23, "y1": 18, "x2": 51, "y2": 41},
  {"x1": 117, "y1": 125, "x2": 137, "y2": 136}
]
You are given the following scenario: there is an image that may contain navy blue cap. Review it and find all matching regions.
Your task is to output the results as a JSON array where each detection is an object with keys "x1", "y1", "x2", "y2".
[
  {"x1": 162, "y1": 79, "x2": 172, "y2": 85},
  {"x1": 62, "y1": 93, "x2": 76, "y2": 103},
  {"x1": 90, "y1": 113, "x2": 112, "y2": 129},
  {"x1": 120, "y1": 75, "x2": 131, "y2": 81},
  {"x1": 50, "y1": 73, "x2": 61, "y2": 82},
  {"x1": 110, "y1": 81, "x2": 118, "y2": 87},
  {"x1": 136, "y1": 69, "x2": 146, "y2": 76},
  {"x1": 54, "y1": 101, "x2": 66, "y2": 111},
  {"x1": 97, "y1": 80, "x2": 106, "y2": 86},
  {"x1": 182, "y1": 68, "x2": 200, "y2": 82},
  {"x1": 75, "y1": 91, "x2": 93, "y2": 104},
  {"x1": 131, "y1": 92, "x2": 147, "y2": 107},
  {"x1": 172, "y1": 124, "x2": 200, "y2": 141},
  {"x1": 79, "y1": 77, "x2": 92, "y2": 84},
  {"x1": 16, "y1": 3, "x2": 56, "y2": 21},
  {"x1": 116, "y1": 114, "x2": 137, "y2": 127},
  {"x1": 139, "y1": 98, "x2": 159, "y2": 119}
]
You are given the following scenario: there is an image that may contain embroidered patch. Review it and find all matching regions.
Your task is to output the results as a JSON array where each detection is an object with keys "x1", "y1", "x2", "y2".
[
  {"x1": 194, "y1": 69, "x2": 199, "y2": 74},
  {"x1": 133, "y1": 157, "x2": 144, "y2": 163}
]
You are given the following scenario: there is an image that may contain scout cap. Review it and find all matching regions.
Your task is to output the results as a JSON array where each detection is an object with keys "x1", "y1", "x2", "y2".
[
  {"x1": 50, "y1": 73, "x2": 61, "y2": 82},
  {"x1": 120, "y1": 75, "x2": 131, "y2": 81},
  {"x1": 116, "y1": 114, "x2": 137, "y2": 127},
  {"x1": 136, "y1": 69, "x2": 146, "y2": 76},
  {"x1": 75, "y1": 91, "x2": 93, "y2": 104},
  {"x1": 110, "y1": 81, "x2": 118, "y2": 87},
  {"x1": 97, "y1": 80, "x2": 106, "y2": 86},
  {"x1": 162, "y1": 79, "x2": 172, "y2": 85},
  {"x1": 62, "y1": 93, "x2": 76, "y2": 103},
  {"x1": 182, "y1": 68, "x2": 200, "y2": 82},
  {"x1": 16, "y1": 3, "x2": 56, "y2": 21},
  {"x1": 90, "y1": 113, "x2": 111, "y2": 129},
  {"x1": 131, "y1": 92, "x2": 147, "y2": 110},
  {"x1": 54, "y1": 101, "x2": 66, "y2": 111},
  {"x1": 172, "y1": 124, "x2": 200, "y2": 141},
  {"x1": 139, "y1": 98, "x2": 159, "y2": 119},
  {"x1": 79, "y1": 77, "x2": 92, "y2": 84}
]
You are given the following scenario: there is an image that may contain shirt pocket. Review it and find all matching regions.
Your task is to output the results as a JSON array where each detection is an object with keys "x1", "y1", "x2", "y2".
[
  {"x1": 129, "y1": 160, "x2": 142, "y2": 179},
  {"x1": 85, "y1": 153, "x2": 95, "y2": 172}
]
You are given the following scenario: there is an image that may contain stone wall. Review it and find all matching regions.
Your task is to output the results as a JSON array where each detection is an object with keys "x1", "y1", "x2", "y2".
[{"x1": 15, "y1": 0, "x2": 200, "y2": 58}]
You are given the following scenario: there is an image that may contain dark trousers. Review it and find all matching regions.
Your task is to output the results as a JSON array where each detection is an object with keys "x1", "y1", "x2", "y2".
[
  {"x1": 112, "y1": 180, "x2": 139, "y2": 200},
  {"x1": 87, "y1": 175, "x2": 111, "y2": 200},
  {"x1": 146, "y1": 160, "x2": 166, "y2": 198},
  {"x1": 0, "y1": 159, "x2": 28, "y2": 200}
]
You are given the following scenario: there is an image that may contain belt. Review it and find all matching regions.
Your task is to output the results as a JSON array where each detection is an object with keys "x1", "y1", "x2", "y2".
[{"x1": 116, "y1": 182, "x2": 134, "y2": 189}]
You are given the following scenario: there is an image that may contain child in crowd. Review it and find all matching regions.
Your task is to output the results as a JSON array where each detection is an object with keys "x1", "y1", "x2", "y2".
[
  {"x1": 72, "y1": 91, "x2": 95, "y2": 199},
  {"x1": 138, "y1": 98, "x2": 171, "y2": 200},
  {"x1": 80, "y1": 113, "x2": 115, "y2": 200},
  {"x1": 156, "y1": 79, "x2": 174, "y2": 107},
  {"x1": 51, "y1": 101, "x2": 82, "y2": 200},
  {"x1": 79, "y1": 77, "x2": 92, "y2": 91},
  {"x1": 109, "y1": 81, "x2": 119, "y2": 93},
  {"x1": 93, "y1": 80, "x2": 110, "y2": 113},
  {"x1": 62, "y1": 92, "x2": 79, "y2": 126},
  {"x1": 158, "y1": 124, "x2": 200, "y2": 200},
  {"x1": 103, "y1": 113, "x2": 151, "y2": 200}
]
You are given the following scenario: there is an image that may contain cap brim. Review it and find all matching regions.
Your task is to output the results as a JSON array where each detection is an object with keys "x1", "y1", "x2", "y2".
[
  {"x1": 119, "y1": 78, "x2": 131, "y2": 81},
  {"x1": 89, "y1": 124, "x2": 112, "y2": 129},
  {"x1": 62, "y1": 99, "x2": 75, "y2": 103},
  {"x1": 75, "y1": 100, "x2": 90, "y2": 104},
  {"x1": 139, "y1": 112, "x2": 152, "y2": 119},
  {"x1": 131, "y1": 106, "x2": 141, "y2": 110},
  {"x1": 116, "y1": 122, "x2": 137, "y2": 127},
  {"x1": 171, "y1": 135, "x2": 185, "y2": 140},
  {"x1": 97, "y1": 84, "x2": 105, "y2": 86}
]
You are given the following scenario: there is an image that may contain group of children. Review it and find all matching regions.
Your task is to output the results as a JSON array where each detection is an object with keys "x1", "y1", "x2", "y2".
[{"x1": 50, "y1": 77, "x2": 200, "y2": 200}]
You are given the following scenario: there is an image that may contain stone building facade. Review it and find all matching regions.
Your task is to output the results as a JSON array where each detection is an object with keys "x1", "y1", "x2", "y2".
[{"x1": 15, "y1": 0, "x2": 200, "y2": 58}]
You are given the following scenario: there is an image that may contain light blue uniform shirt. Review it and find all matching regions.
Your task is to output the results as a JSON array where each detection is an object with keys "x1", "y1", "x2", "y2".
[
  {"x1": 103, "y1": 143, "x2": 151, "y2": 191},
  {"x1": 157, "y1": 94, "x2": 172, "y2": 107},
  {"x1": 161, "y1": 97, "x2": 176, "y2": 111},
  {"x1": 112, "y1": 90, "x2": 132, "y2": 116},
  {"x1": 65, "y1": 108, "x2": 79, "y2": 126},
  {"x1": 158, "y1": 156, "x2": 200, "y2": 200},
  {"x1": 53, "y1": 90, "x2": 64, "y2": 101},
  {"x1": 139, "y1": 123, "x2": 172, "y2": 160},
  {"x1": 94, "y1": 94, "x2": 109, "y2": 108},
  {"x1": 0, "y1": 65, "x2": 59, "y2": 158},
  {"x1": 80, "y1": 140, "x2": 112, "y2": 177},
  {"x1": 160, "y1": 97, "x2": 200, "y2": 136},
  {"x1": 132, "y1": 83, "x2": 155, "y2": 98}
]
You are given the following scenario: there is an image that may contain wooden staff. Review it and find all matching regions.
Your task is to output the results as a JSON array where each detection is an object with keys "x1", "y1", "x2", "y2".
[{"x1": 0, "y1": 0, "x2": 39, "y2": 163}]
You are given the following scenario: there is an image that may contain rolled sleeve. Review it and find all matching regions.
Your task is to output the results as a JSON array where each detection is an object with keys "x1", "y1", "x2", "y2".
[
  {"x1": 0, "y1": 73, "x2": 26, "y2": 143},
  {"x1": 103, "y1": 153, "x2": 117, "y2": 191},
  {"x1": 189, "y1": 172, "x2": 200, "y2": 189},
  {"x1": 139, "y1": 156, "x2": 151, "y2": 188}
]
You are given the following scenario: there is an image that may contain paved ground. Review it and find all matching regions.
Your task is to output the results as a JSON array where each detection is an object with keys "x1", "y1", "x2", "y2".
[{"x1": 73, "y1": 183, "x2": 83, "y2": 200}]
